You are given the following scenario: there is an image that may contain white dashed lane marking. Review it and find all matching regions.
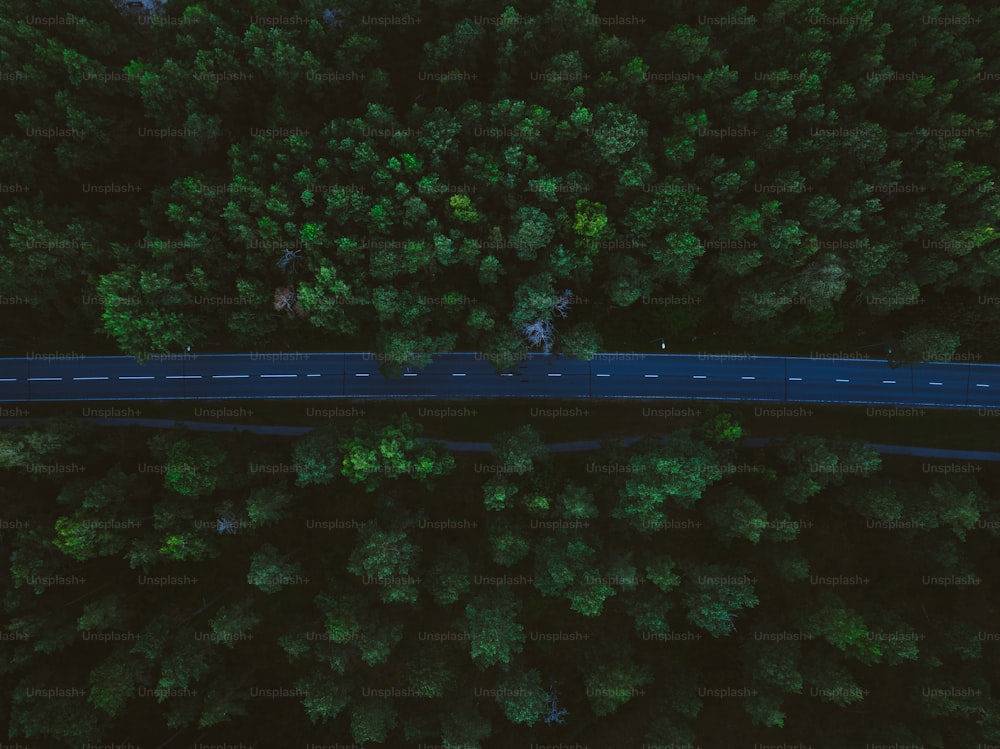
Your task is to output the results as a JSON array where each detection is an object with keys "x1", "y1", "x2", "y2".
[
  {"x1": 73, "y1": 377, "x2": 108, "y2": 381},
  {"x1": 212, "y1": 375, "x2": 249, "y2": 379}
]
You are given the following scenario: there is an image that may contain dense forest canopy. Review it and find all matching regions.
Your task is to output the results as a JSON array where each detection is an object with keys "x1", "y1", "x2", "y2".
[
  {"x1": 2, "y1": 0, "x2": 1000, "y2": 745},
  {"x1": 1, "y1": 0, "x2": 998, "y2": 365},
  {"x1": 1, "y1": 413, "x2": 998, "y2": 745}
]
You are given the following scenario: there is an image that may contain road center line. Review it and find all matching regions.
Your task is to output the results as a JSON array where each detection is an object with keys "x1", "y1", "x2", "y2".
[
  {"x1": 403, "y1": 373, "x2": 418, "y2": 377},
  {"x1": 166, "y1": 375, "x2": 201, "y2": 379},
  {"x1": 547, "y1": 373, "x2": 562, "y2": 377},
  {"x1": 975, "y1": 383, "x2": 990, "y2": 388},
  {"x1": 354, "y1": 373, "x2": 369, "y2": 377},
  {"x1": 595, "y1": 374, "x2": 610, "y2": 377},
  {"x1": 928, "y1": 382, "x2": 943, "y2": 386},
  {"x1": 741, "y1": 376, "x2": 756, "y2": 380},
  {"x1": 306, "y1": 374, "x2": 321, "y2": 377},
  {"x1": 119, "y1": 376, "x2": 154, "y2": 380},
  {"x1": 212, "y1": 375, "x2": 249, "y2": 379},
  {"x1": 0, "y1": 378, "x2": 18, "y2": 382},
  {"x1": 692, "y1": 375, "x2": 707, "y2": 379},
  {"x1": 260, "y1": 374, "x2": 297, "y2": 378},
  {"x1": 28, "y1": 378, "x2": 62, "y2": 381},
  {"x1": 644, "y1": 374, "x2": 658, "y2": 378},
  {"x1": 788, "y1": 377, "x2": 803, "y2": 381},
  {"x1": 882, "y1": 380, "x2": 897, "y2": 384},
  {"x1": 73, "y1": 376, "x2": 109, "y2": 381},
  {"x1": 835, "y1": 379, "x2": 850, "y2": 383},
  {"x1": 452, "y1": 373, "x2": 466, "y2": 377}
]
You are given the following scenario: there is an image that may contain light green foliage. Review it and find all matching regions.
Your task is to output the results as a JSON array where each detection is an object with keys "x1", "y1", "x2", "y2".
[
  {"x1": 97, "y1": 265, "x2": 204, "y2": 357},
  {"x1": 295, "y1": 262, "x2": 358, "y2": 335},
  {"x1": 512, "y1": 206, "x2": 555, "y2": 260},
  {"x1": 465, "y1": 590, "x2": 525, "y2": 670},
  {"x1": 573, "y1": 199, "x2": 608, "y2": 238},
  {"x1": 800, "y1": 592, "x2": 882, "y2": 665},
  {"x1": 54, "y1": 511, "x2": 127, "y2": 561},
  {"x1": 533, "y1": 534, "x2": 615, "y2": 616},
  {"x1": 696, "y1": 411, "x2": 744, "y2": 445},
  {"x1": 161, "y1": 436, "x2": 226, "y2": 497},
  {"x1": 613, "y1": 434, "x2": 722, "y2": 530},
  {"x1": 340, "y1": 414, "x2": 455, "y2": 491},
  {"x1": 449, "y1": 193, "x2": 481, "y2": 222},
  {"x1": 646, "y1": 555, "x2": 681, "y2": 592},
  {"x1": 347, "y1": 525, "x2": 421, "y2": 604}
]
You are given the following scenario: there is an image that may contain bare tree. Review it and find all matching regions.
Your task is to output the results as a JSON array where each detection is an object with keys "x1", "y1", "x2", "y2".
[
  {"x1": 552, "y1": 289, "x2": 573, "y2": 318},
  {"x1": 273, "y1": 286, "x2": 298, "y2": 317},
  {"x1": 522, "y1": 319, "x2": 555, "y2": 353},
  {"x1": 277, "y1": 248, "x2": 303, "y2": 273},
  {"x1": 521, "y1": 289, "x2": 574, "y2": 353}
]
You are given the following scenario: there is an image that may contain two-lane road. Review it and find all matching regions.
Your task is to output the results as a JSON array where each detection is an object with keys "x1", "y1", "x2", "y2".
[{"x1": 0, "y1": 352, "x2": 998, "y2": 409}]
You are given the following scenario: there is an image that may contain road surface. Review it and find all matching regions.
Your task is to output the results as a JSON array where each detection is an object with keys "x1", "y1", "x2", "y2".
[{"x1": 1, "y1": 352, "x2": 999, "y2": 409}]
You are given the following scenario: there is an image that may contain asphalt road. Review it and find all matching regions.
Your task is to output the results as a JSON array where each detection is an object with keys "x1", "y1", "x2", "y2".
[{"x1": 1, "y1": 352, "x2": 999, "y2": 409}]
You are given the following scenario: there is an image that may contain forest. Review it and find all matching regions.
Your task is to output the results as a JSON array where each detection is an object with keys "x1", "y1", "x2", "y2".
[
  {"x1": 2, "y1": 0, "x2": 1000, "y2": 746},
  {"x1": 1, "y1": 0, "x2": 999, "y2": 366},
  {"x1": 1, "y1": 411, "x2": 998, "y2": 747}
]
